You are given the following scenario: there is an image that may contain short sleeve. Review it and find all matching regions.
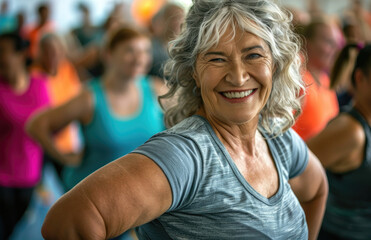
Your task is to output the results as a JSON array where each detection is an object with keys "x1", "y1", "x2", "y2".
[
  {"x1": 288, "y1": 129, "x2": 309, "y2": 178},
  {"x1": 132, "y1": 133, "x2": 203, "y2": 211}
]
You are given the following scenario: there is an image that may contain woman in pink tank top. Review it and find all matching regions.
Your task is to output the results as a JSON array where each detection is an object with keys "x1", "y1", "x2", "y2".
[{"x1": 0, "y1": 32, "x2": 49, "y2": 240}]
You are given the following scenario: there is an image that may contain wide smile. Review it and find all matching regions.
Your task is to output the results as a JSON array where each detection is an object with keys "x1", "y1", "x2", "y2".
[{"x1": 220, "y1": 89, "x2": 257, "y2": 100}]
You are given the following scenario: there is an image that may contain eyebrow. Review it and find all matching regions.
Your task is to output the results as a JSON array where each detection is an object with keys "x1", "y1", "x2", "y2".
[
  {"x1": 241, "y1": 45, "x2": 264, "y2": 53},
  {"x1": 204, "y1": 45, "x2": 264, "y2": 56}
]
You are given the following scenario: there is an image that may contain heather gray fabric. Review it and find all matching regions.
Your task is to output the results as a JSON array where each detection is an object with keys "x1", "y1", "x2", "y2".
[{"x1": 133, "y1": 115, "x2": 309, "y2": 239}]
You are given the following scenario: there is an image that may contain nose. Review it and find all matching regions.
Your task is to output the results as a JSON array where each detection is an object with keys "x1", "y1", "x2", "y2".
[
  {"x1": 134, "y1": 50, "x2": 149, "y2": 65},
  {"x1": 225, "y1": 61, "x2": 249, "y2": 86}
]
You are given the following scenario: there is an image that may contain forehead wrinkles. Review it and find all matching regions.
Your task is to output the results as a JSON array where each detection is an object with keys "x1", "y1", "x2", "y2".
[{"x1": 195, "y1": 8, "x2": 272, "y2": 57}]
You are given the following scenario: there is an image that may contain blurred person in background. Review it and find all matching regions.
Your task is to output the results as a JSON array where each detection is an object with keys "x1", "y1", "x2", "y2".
[
  {"x1": 293, "y1": 19, "x2": 340, "y2": 141},
  {"x1": 308, "y1": 44, "x2": 371, "y2": 240},
  {"x1": 15, "y1": 11, "x2": 27, "y2": 38},
  {"x1": 342, "y1": 19, "x2": 363, "y2": 44},
  {"x1": 30, "y1": 33, "x2": 82, "y2": 180},
  {"x1": 342, "y1": 0, "x2": 371, "y2": 44},
  {"x1": 148, "y1": 3, "x2": 184, "y2": 80},
  {"x1": 329, "y1": 43, "x2": 362, "y2": 107},
  {"x1": 26, "y1": 3, "x2": 54, "y2": 60},
  {"x1": 27, "y1": 25, "x2": 165, "y2": 192},
  {"x1": 286, "y1": 6, "x2": 311, "y2": 27},
  {"x1": 67, "y1": 2, "x2": 105, "y2": 81},
  {"x1": 0, "y1": 32, "x2": 49, "y2": 240},
  {"x1": 67, "y1": 2, "x2": 128, "y2": 82},
  {"x1": 0, "y1": 0, "x2": 16, "y2": 34},
  {"x1": 71, "y1": 2, "x2": 102, "y2": 48}
]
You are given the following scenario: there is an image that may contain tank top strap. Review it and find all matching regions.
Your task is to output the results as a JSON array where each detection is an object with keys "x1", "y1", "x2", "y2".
[
  {"x1": 348, "y1": 108, "x2": 369, "y2": 128},
  {"x1": 347, "y1": 107, "x2": 371, "y2": 166},
  {"x1": 137, "y1": 75, "x2": 158, "y2": 109},
  {"x1": 87, "y1": 78, "x2": 109, "y2": 116}
]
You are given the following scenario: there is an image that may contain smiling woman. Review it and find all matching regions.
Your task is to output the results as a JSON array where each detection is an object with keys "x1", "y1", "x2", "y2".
[
  {"x1": 41, "y1": 1, "x2": 328, "y2": 240},
  {"x1": 162, "y1": 0, "x2": 304, "y2": 135},
  {"x1": 193, "y1": 29, "x2": 274, "y2": 126}
]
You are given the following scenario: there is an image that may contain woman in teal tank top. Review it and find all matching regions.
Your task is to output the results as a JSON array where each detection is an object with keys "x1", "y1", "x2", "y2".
[
  {"x1": 62, "y1": 75, "x2": 165, "y2": 190},
  {"x1": 28, "y1": 26, "x2": 165, "y2": 189}
]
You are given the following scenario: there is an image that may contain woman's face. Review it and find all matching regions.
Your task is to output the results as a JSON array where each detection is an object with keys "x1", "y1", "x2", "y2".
[
  {"x1": 0, "y1": 39, "x2": 23, "y2": 81},
  {"x1": 109, "y1": 36, "x2": 151, "y2": 80},
  {"x1": 307, "y1": 24, "x2": 338, "y2": 72},
  {"x1": 39, "y1": 38, "x2": 64, "y2": 76},
  {"x1": 194, "y1": 27, "x2": 274, "y2": 126}
]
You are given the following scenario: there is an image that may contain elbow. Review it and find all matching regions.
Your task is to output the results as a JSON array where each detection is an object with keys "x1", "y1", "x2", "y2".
[
  {"x1": 25, "y1": 112, "x2": 44, "y2": 141},
  {"x1": 41, "y1": 219, "x2": 53, "y2": 240},
  {"x1": 41, "y1": 204, "x2": 62, "y2": 240},
  {"x1": 40, "y1": 195, "x2": 74, "y2": 240},
  {"x1": 41, "y1": 190, "x2": 108, "y2": 240}
]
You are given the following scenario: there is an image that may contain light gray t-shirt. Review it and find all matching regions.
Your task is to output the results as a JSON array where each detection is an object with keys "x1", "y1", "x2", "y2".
[{"x1": 133, "y1": 115, "x2": 309, "y2": 239}]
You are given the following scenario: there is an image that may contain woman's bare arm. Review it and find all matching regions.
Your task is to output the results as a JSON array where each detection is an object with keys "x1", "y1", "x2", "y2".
[
  {"x1": 307, "y1": 114, "x2": 365, "y2": 172},
  {"x1": 26, "y1": 89, "x2": 93, "y2": 165},
  {"x1": 289, "y1": 150, "x2": 328, "y2": 240},
  {"x1": 42, "y1": 153, "x2": 172, "y2": 239}
]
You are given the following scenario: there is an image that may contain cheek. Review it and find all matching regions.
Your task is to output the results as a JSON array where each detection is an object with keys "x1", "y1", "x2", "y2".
[
  {"x1": 199, "y1": 70, "x2": 222, "y2": 94},
  {"x1": 255, "y1": 64, "x2": 273, "y2": 86},
  {"x1": 141, "y1": 53, "x2": 151, "y2": 65},
  {"x1": 116, "y1": 54, "x2": 131, "y2": 65}
]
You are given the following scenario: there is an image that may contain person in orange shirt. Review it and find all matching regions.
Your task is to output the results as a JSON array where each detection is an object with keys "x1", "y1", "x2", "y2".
[
  {"x1": 30, "y1": 33, "x2": 81, "y2": 156},
  {"x1": 293, "y1": 20, "x2": 340, "y2": 141},
  {"x1": 26, "y1": 3, "x2": 55, "y2": 60}
]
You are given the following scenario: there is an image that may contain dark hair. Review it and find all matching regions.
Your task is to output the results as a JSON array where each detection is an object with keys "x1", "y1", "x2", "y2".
[
  {"x1": 351, "y1": 44, "x2": 371, "y2": 87},
  {"x1": 77, "y1": 2, "x2": 89, "y2": 13},
  {"x1": 302, "y1": 19, "x2": 328, "y2": 40},
  {"x1": 106, "y1": 25, "x2": 149, "y2": 51},
  {"x1": 37, "y1": 4, "x2": 49, "y2": 15},
  {"x1": 330, "y1": 43, "x2": 360, "y2": 89},
  {"x1": 0, "y1": 32, "x2": 30, "y2": 52}
]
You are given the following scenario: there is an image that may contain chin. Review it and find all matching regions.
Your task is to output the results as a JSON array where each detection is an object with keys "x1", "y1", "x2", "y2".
[{"x1": 221, "y1": 113, "x2": 259, "y2": 126}]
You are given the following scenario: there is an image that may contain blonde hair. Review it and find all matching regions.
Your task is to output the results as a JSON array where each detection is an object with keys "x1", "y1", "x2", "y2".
[{"x1": 161, "y1": 0, "x2": 304, "y2": 136}]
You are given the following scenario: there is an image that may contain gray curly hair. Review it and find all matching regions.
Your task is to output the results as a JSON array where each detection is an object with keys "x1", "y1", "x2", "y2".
[{"x1": 160, "y1": 0, "x2": 304, "y2": 135}]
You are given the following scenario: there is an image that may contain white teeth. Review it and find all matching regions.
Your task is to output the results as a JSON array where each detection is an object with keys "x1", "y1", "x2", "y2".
[{"x1": 222, "y1": 90, "x2": 253, "y2": 99}]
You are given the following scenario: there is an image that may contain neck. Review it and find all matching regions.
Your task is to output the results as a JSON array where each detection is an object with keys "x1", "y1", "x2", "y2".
[
  {"x1": 102, "y1": 71, "x2": 136, "y2": 94},
  {"x1": 83, "y1": 19, "x2": 91, "y2": 28},
  {"x1": 38, "y1": 20, "x2": 47, "y2": 28},
  {"x1": 307, "y1": 64, "x2": 322, "y2": 85},
  {"x1": 7, "y1": 69, "x2": 29, "y2": 93},
  {"x1": 197, "y1": 107, "x2": 260, "y2": 156},
  {"x1": 354, "y1": 100, "x2": 371, "y2": 126}
]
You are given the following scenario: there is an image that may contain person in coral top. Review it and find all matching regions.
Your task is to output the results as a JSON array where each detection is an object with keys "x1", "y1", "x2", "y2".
[
  {"x1": 30, "y1": 33, "x2": 82, "y2": 155},
  {"x1": 26, "y1": 3, "x2": 55, "y2": 60},
  {"x1": 294, "y1": 70, "x2": 339, "y2": 141},
  {"x1": 29, "y1": 34, "x2": 82, "y2": 181},
  {"x1": 293, "y1": 20, "x2": 340, "y2": 141}
]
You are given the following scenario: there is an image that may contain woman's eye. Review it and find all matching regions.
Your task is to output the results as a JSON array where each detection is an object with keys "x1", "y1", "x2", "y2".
[
  {"x1": 246, "y1": 53, "x2": 262, "y2": 60},
  {"x1": 209, "y1": 58, "x2": 225, "y2": 63}
]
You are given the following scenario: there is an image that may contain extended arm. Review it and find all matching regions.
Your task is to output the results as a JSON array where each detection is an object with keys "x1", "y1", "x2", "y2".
[
  {"x1": 41, "y1": 153, "x2": 172, "y2": 239},
  {"x1": 289, "y1": 150, "x2": 328, "y2": 240},
  {"x1": 26, "y1": 89, "x2": 93, "y2": 165}
]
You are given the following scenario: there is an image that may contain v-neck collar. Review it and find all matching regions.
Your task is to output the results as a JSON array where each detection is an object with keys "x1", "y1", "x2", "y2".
[{"x1": 193, "y1": 115, "x2": 284, "y2": 205}]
